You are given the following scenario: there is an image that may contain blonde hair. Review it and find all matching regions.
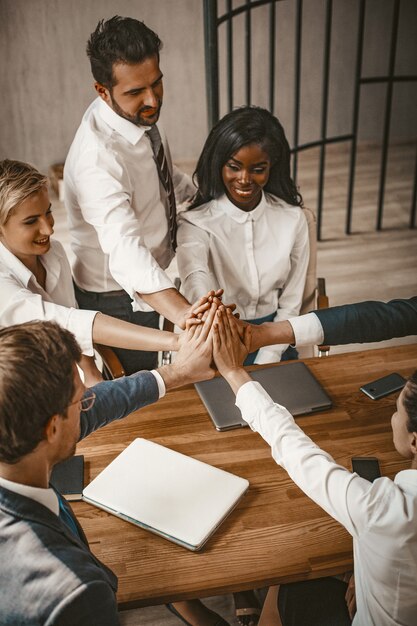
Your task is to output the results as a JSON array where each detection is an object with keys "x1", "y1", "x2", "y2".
[{"x1": 0, "y1": 159, "x2": 48, "y2": 226}]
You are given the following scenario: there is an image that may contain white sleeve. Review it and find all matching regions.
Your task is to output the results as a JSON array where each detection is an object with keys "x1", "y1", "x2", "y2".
[
  {"x1": 236, "y1": 380, "x2": 388, "y2": 538},
  {"x1": 0, "y1": 275, "x2": 97, "y2": 355},
  {"x1": 255, "y1": 212, "x2": 309, "y2": 363},
  {"x1": 150, "y1": 370, "x2": 166, "y2": 398},
  {"x1": 72, "y1": 149, "x2": 174, "y2": 296},
  {"x1": 176, "y1": 218, "x2": 216, "y2": 303},
  {"x1": 289, "y1": 312, "x2": 325, "y2": 346},
  {"x1": 172, "y1": 165, "x2": 196, "y2": 205}
]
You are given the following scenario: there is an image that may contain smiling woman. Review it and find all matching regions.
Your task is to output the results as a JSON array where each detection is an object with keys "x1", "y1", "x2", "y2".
[
  {"x1": 177, "y1": 106, "x2": 309, "y2": 368},
  {"x1": 0, "y1": 160, "x2": 182, "y2": 386}
]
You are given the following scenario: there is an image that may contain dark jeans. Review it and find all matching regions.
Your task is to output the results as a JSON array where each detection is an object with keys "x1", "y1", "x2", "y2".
[
  {"x1": 278, "y1": 577, "x2": 351, "y2": 626},
  {"x1": 74, "y1": 284, "x2": 160, "y2": 375}
]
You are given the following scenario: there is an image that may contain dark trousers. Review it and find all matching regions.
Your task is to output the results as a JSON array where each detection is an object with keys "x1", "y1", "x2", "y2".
[
  {"x1": 74, "y1": 284, "x2": 160, "y2": 375},
  {"x1": 278, "y1": 577, "x2": 351, "y2": 626}
]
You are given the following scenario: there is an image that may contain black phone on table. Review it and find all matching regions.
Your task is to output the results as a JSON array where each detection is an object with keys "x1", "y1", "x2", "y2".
[
  {"x1": 351, "y1": 457, "x2": 381, "y2": 482},
  {"x1": 359, "y1": 372, "x2": 406, "y2": 400}
]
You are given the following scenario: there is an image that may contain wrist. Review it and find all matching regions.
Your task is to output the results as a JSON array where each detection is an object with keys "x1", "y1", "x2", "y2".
[
  {"x1": 175, "y1": 307, "x2": 190, "y2": 330},
  {"x1": 221, "y1": 367, "x2": 252, "y2": 395},
  {"x1": 171, "y1": 332, "x2": 180, "y2": 351},
  {"x1": 156, "y1": 363, "x2": 187, "y2": 391}
]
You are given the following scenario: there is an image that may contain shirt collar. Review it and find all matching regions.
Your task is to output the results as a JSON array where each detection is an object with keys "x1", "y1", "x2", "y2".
[
  {"x1": 217, "y1": 191, "x2": 267, "y2": 223},
  {"x1": 0, "y1": 476, "x2": 59, "y2": 515},
  {"x1": 97, "y1": 97, "x2": 149, "y2": 145},
  {"x1": 0, "y1": 242, "x2": 32, "y2": 287}
]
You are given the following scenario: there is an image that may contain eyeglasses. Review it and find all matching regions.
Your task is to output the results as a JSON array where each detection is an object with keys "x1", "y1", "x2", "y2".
[{"x1": 68, "y1": 389, "x2": 96, "y2": 412}]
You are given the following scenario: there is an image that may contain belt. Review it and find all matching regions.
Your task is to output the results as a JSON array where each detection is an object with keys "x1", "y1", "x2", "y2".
[{"x1": 75, "y1": 284, "x2": 126, "y2": 298}]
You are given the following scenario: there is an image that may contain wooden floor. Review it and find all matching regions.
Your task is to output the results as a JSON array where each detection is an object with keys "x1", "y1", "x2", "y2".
[{"x1": 51, "y1": 141, "x2": 417, "y2": 625}]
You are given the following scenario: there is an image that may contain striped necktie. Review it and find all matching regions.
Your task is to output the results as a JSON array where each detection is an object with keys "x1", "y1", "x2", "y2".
[{"x1": 146, "y1": 125, "x2": 177, "y2": 252}]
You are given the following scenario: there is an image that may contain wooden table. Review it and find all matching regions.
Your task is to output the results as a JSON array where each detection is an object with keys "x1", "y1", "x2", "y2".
[{"x1": 73, "y1": 344, "x2": 417, "y2": 609}]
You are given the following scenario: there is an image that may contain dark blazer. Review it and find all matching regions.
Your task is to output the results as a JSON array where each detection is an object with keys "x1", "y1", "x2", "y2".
[
  {"x1": 0, "y1": 371, "x2": 160, "y2": 626},
  {"x1": 314, "y1": 296, "x2": 417, "y2": 346}
]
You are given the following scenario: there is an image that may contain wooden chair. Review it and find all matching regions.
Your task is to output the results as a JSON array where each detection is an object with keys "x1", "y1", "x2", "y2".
[
  {"x1": 94, "y1": 343, "x2": 125, "y2": 380},
  {"x1": 299, "y1": 206, "x2": 329, "y2": 357}
]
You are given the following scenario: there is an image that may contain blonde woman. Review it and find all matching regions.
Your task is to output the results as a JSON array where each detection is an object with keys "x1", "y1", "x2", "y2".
[{"x1": 0, "y1": 159, "x2": 211, "y2": 385}]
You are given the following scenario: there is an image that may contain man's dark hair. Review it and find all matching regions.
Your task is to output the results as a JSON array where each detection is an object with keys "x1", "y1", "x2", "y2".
[
  {"x1": 404, "y1": 370, "x2": 417, "y2": 433},
  {"x1": 189, "y1": 105, "x2": 302, "y2": 210},
  {"x1": 86, "y1": 15, "x2": 162, "y2": 89},
  {"x1": 0, "y1": 321, "x2": 81, "y2": 464}
]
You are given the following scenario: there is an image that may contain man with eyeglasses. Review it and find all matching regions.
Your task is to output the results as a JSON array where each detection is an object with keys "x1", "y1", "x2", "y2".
[{"x1": 0, "y1": 316, "x2": 216, "y2": 625}]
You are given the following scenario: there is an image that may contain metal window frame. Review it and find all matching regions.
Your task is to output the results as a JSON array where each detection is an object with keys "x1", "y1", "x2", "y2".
[{"x1": 203, "y1": 0, "x2": 417, "y2": 238}]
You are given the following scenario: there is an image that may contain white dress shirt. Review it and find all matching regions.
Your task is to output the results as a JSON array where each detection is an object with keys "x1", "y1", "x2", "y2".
[
  {"x1": 64, "y1": 97, "x2": 195, "y2": 311},
  {"x1": 237, "y1": 381, "x2": 417, "y2": 626},
  {"x1": 0, "y1": 476, "x2": 59, "y2": 515},
  {"x1": 0, "y1": 240, "x2": 97, "y2": 355},
  {"x1": 177, "y1": 192, "x2": 309, "y2": 362}
]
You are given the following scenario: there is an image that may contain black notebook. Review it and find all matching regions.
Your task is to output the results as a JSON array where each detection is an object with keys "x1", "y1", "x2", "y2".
[
  {"x1": 195, "y1": 361, "x2": 332, "y2": 431},
  {"x1": 50, "y1": 455, "x2": 84, "y2": 501}
]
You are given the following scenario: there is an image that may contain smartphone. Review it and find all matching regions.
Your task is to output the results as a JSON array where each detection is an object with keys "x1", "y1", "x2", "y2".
[
  {"x1": 351, "y1": 457, "x2": 381, "y2": 482},
  {"x1": 360, "y1": 372, "x2": 406, "y2": 400}
]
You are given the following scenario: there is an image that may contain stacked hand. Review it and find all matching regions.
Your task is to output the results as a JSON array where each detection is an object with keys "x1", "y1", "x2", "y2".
[{"x1": 174, "y1": 299, "x2": 253, "y2": 393}]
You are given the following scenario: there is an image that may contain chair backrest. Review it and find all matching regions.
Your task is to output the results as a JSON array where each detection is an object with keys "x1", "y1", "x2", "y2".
[{"x1": 300, "y1": 206, "x2": 317, "y2": 315}]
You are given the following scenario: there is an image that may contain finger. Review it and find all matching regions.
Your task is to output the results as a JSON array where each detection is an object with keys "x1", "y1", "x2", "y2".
[
  {"x1": 223, "y1": 302, "x2": 237, "y2": 312},
  {"x1": 185, "y1": 317, "x2": 202, "y2": 330},
  {"x1": 192, "y1": 300, "x2": 211, "y2": 316},
  {"x1": 243, "y1": 325, "x2": 252, "y2": 352},
  {"x1": 200, "y1": 302, "x2": 217, "y2": 340},
  {"x1": 216, "y1": 309, "x2": 228, "y2": 346},
  {"x1": 223, "y1": 307, "x2": 234, "y2": 344},
  {"x1": 213, "y1": 323, "x2": 221, "y2": 353}
]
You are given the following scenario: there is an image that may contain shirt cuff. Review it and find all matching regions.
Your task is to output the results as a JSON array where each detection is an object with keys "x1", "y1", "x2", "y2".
[
  {"x1": 235, "y1": 380, "x2": 276, "y2": 430},
  {"x1": 288, "y1": 313, "x2": 324, "y2": 346},
  {"x1": 254, "y1": 344, "x2": 288, "y2": 364},
  {"x1": 150, "y1": 369, "x2": 166, "y2": 399},
  {"x1": 68, "y1": 309, "x2": 98, "y2": 356}
]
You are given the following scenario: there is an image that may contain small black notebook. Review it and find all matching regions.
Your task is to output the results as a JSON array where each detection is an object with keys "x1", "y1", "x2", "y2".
[{"x1": 50, "y1": 455, "x2": 84, "y2": 501}]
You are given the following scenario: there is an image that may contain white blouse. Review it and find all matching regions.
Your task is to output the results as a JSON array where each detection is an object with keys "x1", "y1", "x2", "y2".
[
  {"x1": 0, "y1": 240, "x2": 97, "y2": 355},
  {"x1": 238, "y1": 381, "x2": 417, "y2": 626},
  {"x1": 177, "y1": 192, "x2": 309, "y2": 363}
]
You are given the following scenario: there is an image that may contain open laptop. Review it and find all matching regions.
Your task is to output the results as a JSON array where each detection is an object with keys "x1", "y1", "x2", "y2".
[
  {"x1": 195, "y1": 361, "x2": 332, "y2": 431},
  {"x1": 82, "y1": 438, "x2": 249, "y2": 551}
]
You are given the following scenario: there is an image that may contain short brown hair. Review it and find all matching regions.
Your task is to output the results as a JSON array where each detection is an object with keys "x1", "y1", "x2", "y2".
[
  {"x1": 0, "y1": 159, "x2": 48, "y2": 227},
  {"x1": 0, "y1": 321, "x2": 81, "y2": 463}
]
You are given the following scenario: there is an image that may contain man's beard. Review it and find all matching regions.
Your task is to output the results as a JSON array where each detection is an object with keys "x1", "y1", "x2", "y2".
[{"x1": 109, "y1": 93, "x2": 161, "y2": 127}]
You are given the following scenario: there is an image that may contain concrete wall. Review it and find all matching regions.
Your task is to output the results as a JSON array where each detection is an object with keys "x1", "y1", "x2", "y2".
[{"x1": 0, "y1": 0, "x2": 416, "y2": 174}]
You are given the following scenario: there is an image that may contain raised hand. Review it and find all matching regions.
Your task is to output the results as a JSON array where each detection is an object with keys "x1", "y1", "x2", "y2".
[
  {"x1": 169, "y1": 302, "x2": 218, "y2": 386},
  {"x1": 213, "y1": 308, "x2": 251, "y2": 375}
]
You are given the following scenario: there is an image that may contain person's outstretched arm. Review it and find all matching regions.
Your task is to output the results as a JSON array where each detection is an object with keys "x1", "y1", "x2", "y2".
[
  {"x1": 213, "y1": 308, "x2": 390, "y2": 538},
  {"x1": 80, "y1": 303, "x2": 218, "y2": 439},
  {"x1": 248, "y1": 296, "x2": 417, "y2": 352}
]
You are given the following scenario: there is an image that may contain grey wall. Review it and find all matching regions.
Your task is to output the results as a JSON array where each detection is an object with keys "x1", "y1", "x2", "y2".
[
  {"x1": 0, "y1": 0, "x2": 207, "y2": 172},
  {"x1": 1, "y1": 0, "x2": 416, "y2": 174}
]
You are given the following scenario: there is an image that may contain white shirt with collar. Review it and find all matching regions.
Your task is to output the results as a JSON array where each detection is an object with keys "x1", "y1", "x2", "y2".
[
  {"x1": 237, "y1": 380, "x2": 417, "y2": 626},
  {"x1": 0, "y1": 240, "x2": 97, "y2": 355},
  {"x1": 177, "y1": 192, "x2": 309, "y2": 362},
  {"x1": 64, "y1": 97, "x2": 195, "y2": 311}
]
